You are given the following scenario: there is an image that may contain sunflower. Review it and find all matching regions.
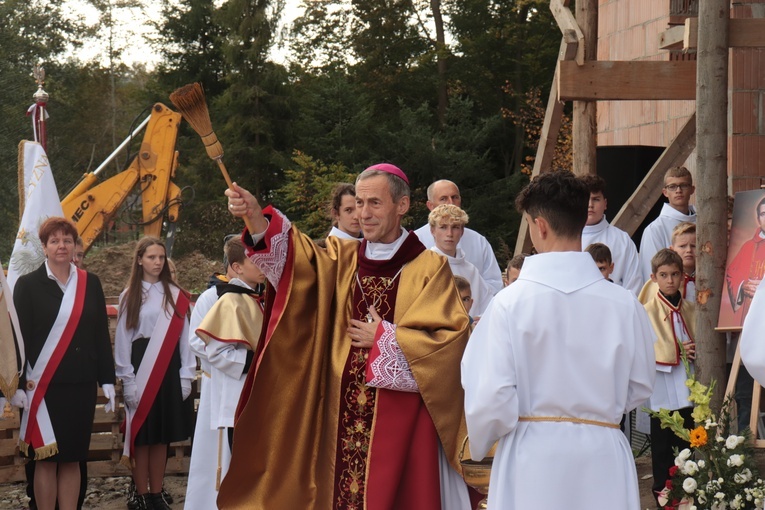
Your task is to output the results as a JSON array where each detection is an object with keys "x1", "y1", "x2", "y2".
[{"x1": 689, "y1": 425, "x2": 708, "y2": 448}]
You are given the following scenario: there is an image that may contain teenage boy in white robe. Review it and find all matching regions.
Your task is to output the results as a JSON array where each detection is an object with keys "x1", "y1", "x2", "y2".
[
  {"x1": 186, "y1": 245, "x2": 238, "y2": 510},
  {"x1": 580, "y1": 175, "x2": 642, "y2": 295},
  {"x1": 428, "y1": 204, "x2": 495, "y2": 317},
  {"x1": 639, "y1": 166, "x2": 697, "y2": 282},
  {"x1": 643, "y1": 248, "x2": 696, "y2": 505},
  {"x1": 461, "y1": 171, "x2": 656, "y2": 509},
  {"x1": 414, "y1": 179, "x2": 504, "y2": 293},
  {"x1": 186, "y1": 238, "x2": 265, "y2": 509}
]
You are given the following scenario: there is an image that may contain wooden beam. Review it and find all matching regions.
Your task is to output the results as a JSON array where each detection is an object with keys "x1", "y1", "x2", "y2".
[
  {"x1": 610, "y1": 113, "x2": 697, "y2": 236},
  {"x1": 658, "y1": 24, "x2": 686, "y2": 50},
  {"x1": 514, "y1": 37, "x2": 577, "y2": 255},
  {"x1": 572, "y1": 0, "x2": 597, "y2": 176},
  {"x1": 550, "y1": 0, "x2": 585, "y2": 65},
  {"x1": 558, "y1": 60, "x2": 697, "y2": 101},
  {"x1": 683, "y1": 18, "x2": 765, "y2": 49}
]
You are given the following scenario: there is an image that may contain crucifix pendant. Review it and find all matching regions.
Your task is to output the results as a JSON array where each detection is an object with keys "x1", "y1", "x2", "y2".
[{"x1": 366, "y1": 313, "x2": 374, "y2": 323}]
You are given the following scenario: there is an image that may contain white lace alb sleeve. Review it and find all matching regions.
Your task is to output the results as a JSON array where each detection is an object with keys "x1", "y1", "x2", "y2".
[
  {"x1": 366, "y1": 321, "x2": 419, "y2": 393},
  {"x1": 249, "y1": 208, "x2": 291, "y2": 290}
]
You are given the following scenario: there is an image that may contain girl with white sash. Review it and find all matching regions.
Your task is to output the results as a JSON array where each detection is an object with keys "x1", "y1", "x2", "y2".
[
  {"x1": 13, "y1": 217, "x2": 115, "y2": 510},
  {"x1": 115, "y1": 237, "x2": 194, "y2": 510}
]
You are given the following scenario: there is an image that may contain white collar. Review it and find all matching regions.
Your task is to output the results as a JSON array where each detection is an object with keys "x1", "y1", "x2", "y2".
[
  {"x1": 431, "y1": 246, "x2": 465, "y2": 264},
  {"x1": 328, "y1": 226, "x2": 361, "y2": 241},
  {"x1": 44, "y1": 260, "x2": 76, "y2": 290},
  {"x1": 660, "y1": 202, "x2": 696, "y2": 221},
  {"x1": 365, "y1": 227, "x2": 409, "y2": 260},
  {"x1": 519, "y1": 252, "x2": 603, "y2": 294},
  {"x1": 582, "y1": 216, "x2": 609, "y2": 235}
]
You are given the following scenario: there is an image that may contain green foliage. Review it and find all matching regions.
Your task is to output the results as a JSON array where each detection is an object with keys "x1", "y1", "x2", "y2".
[{"x1": 271, "y1": 153, "x2": 356, "y2": 239}]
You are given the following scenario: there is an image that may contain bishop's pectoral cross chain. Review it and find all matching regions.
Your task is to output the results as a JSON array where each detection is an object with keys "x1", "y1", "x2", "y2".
[{"x1": 355, "y1": 265, "x2": 406, "y2": 323}]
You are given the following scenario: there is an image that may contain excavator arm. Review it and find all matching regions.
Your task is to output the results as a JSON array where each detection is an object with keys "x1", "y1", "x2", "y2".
[{"x1": 61, "y1": 103, "x2": 182, "y2": 253}]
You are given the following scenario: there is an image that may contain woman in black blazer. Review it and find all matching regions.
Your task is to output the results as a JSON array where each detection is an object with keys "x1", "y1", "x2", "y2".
[{"x1": 13, "y1": 217, "x2": 115, "y2": 510}]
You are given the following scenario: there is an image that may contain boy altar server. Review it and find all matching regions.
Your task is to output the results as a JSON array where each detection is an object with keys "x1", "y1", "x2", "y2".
[
  {"x1": 580, "y1": 175, "x2": 642, "y2": 295},
  {"x1": 185, "y1": 238, "x2": 265, "y2": 509},
  {"x1": 639, "y1": 166, "x2": 697, "y2": 282},
  {"x1": 642, "y1": 248, "x2": 696, "y2": 503},
  {"x1": 461, "y1": 171, "x2": 656, "y2": 509}
]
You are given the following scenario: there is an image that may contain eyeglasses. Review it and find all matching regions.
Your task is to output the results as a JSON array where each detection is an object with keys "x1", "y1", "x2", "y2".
[{"x1": 664, "y1": 184, "x2": 692, "y2": 191}]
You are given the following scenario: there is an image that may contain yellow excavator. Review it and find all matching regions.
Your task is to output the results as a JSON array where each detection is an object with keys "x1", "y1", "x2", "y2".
[{"x1": 60, "y1": 103, "x2": 185, "y2": 254}]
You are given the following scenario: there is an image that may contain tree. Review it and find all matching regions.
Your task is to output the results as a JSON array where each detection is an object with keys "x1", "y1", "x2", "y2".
[
  {"x1": 0, "y1": 0, "x2": 88, "y2": 260},
  {"x1": 271, "y1": 152, "x2": 356, "y2": 238}
]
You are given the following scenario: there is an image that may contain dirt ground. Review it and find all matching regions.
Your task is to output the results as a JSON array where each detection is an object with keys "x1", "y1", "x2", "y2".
[
  {"x1": 0, "y1": 457, "x2": 658, "y2": 509},
  {"x1": 82, "y1": 242, "x2": 221, "y2": 297}
]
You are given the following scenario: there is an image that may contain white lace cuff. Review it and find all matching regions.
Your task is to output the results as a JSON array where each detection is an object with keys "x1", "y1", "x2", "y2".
[
  {"x1": 248, "y1": 207, "x2": 291, "y2": 289},
  {"x1": 366, "y1": 321, "x2": 419, "y2": 393}
]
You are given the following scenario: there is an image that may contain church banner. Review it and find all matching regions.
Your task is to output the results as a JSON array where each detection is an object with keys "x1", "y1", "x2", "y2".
[{"x1": 7, "y1": 141, "x2": 64, "y2": 291}]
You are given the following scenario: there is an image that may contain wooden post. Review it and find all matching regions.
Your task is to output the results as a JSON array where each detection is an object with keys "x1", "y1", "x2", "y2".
[
  {"x1": 694, "y1": 0, "x2": 729, "y2": 410},
  {"x1": 572, "y1": 0, "x2": 597, "y2": 176}
]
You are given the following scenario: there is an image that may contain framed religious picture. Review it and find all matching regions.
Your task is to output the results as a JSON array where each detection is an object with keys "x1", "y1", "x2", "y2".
[{"x1": 717, "y1": 189, "x2": 765, "y2": 331}]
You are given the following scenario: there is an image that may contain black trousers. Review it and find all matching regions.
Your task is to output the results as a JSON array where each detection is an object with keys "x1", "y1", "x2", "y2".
[
  {"x1": 26, "y1": 460, "x2": 88, "y2": 510},
  {"x1": 650, "y1": 406, "x2": 694, "y2": 499}
]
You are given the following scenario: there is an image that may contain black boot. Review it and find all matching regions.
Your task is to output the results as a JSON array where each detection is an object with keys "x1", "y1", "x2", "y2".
[
  {"x1": 126, "y1": 481, "x2": 140, "y2": 510},
  {"x1": 160, "y1": 487, "x2": 173, "y2": 504},
  {"x1": 131, "y1": 494, "x2": 151, "y2": 510},
  {"x1": 148, "y1": 492, "x2": 171, "y2": 510}
]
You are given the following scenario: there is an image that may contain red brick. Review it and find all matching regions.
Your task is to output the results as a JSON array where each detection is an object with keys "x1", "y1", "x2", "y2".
[{"x1": 732, "y1": 92, "x2": 758, "y2": 135}]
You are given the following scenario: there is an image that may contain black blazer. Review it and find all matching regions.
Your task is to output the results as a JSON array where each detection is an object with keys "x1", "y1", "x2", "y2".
[{"x1": 13, "y1": 264, "x2": 115, "y2": 386}]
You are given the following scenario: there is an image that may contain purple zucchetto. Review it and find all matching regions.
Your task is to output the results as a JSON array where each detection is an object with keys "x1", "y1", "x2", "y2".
[{"x1": 363, "y1": 163, "x2": 409, "y2": 185}]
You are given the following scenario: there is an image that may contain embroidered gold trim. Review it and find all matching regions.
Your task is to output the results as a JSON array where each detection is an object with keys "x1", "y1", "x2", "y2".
[{"x1": 519, "y1": 416, "x2": 620, "y2": 429}]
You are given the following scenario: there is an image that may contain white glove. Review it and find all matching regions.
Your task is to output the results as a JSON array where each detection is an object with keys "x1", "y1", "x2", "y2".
[
  {"x1": 102, "y1": 384, "x2": 116, "y2": 413},
  {"x1": 181, "y1": 379, "x2": 192, "y2": 401},
  {"x1": 123, "y1": 381, "x2": 138, "y2": 410},
  {"x1": 11, "y1": 389, "x2": 28, "y2": 410}
]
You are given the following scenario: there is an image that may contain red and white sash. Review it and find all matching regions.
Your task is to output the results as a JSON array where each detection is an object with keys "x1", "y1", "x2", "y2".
[
  {"x1": 20, "y1": 268, "x2": 87, "y2": 459},
  {"x1": 121, "y1": 287, "x2": 190, "y2": 463}
]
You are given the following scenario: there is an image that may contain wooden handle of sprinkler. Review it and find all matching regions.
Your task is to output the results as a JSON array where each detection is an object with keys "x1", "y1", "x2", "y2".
[{"x1": 216, "y1": 158, "x2": 258, "y2": 234}]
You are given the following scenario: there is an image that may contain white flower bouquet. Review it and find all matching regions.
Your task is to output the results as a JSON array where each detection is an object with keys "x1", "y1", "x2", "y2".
[{"x1": 649, "y1": 354, "x2": 765, "y2": 509}]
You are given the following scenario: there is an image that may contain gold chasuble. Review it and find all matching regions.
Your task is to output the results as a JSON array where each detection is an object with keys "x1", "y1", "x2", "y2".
[
  {"x1": 643, "y1": 291, "x2": 696, "y2": 365},
  {"x1": 218, "y1": 206, "x2": 471, "y2": 510}
]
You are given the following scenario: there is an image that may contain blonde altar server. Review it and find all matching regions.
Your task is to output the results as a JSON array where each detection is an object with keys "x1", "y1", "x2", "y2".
[
  {"x1": 740, "y1": 285, "x2": 765, "y2": 386},
  {"x1": 461, "y1": 172, "x2": 656, "y2": 509}
]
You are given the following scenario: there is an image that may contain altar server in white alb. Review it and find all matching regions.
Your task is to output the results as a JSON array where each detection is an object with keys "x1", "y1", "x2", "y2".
[
  {"x1": 414, "y1": 179, "x2": 504, "y2": 293},
  {"x1": 428, "y1": 204, "x2": 495, "y2": 317},
  {"x1": 461, "y1": 171, "x2": 656, "y2": 510},
  {"x1": 639, "y1": 166, "x2": 697, "y2": 282},
  {"x1": 193, "y1": 237, "x2": 266, "y2": 503},
  {"x1": 579, "y1": 175, "x2": 642, "y2": 295},
  {"x1": 185, "y1": 239, "x2": 239, "y2": 510}
]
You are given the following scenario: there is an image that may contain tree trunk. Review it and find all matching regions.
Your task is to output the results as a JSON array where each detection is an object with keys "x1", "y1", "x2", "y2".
[
  {"x1": 695, "y1": 0, "x2": 729, "y2": 411},
  {"x1": 431, "y1": 0, "x2": 447, "y2": 127},
  {"x1": 572, "y1": 0, "x2": 597, "y2": 176}
]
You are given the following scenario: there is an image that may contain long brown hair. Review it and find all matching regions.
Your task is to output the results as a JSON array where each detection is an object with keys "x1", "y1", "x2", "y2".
[{"x1": 120, "y1": 237, "x2": 183, "y2": 331}]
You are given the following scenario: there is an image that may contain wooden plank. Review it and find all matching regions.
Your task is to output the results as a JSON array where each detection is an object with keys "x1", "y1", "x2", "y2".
[
  {"x1": 611, "y1": 113, "x2": 697, "y2": 236},
  {"x1": 558, "y1": 60, "x2": 697, "y2": 101},
  {"x1": 685, "y1": 18, "x2": 765, "y2": 49},
  {"x1": 514, "y1": 36, "x2": 577, "y2": 255},
  {"x1": 658, "y1": 24, "x2": 686, "y2": 50},
  {"x1": 550, "y1": 0, "x2": 585, "y2": 65}
]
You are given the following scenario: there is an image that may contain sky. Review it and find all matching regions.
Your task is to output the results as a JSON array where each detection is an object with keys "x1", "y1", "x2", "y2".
[{"x1": 63, "y1": 0, "x2": 302, "y2": 68}]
